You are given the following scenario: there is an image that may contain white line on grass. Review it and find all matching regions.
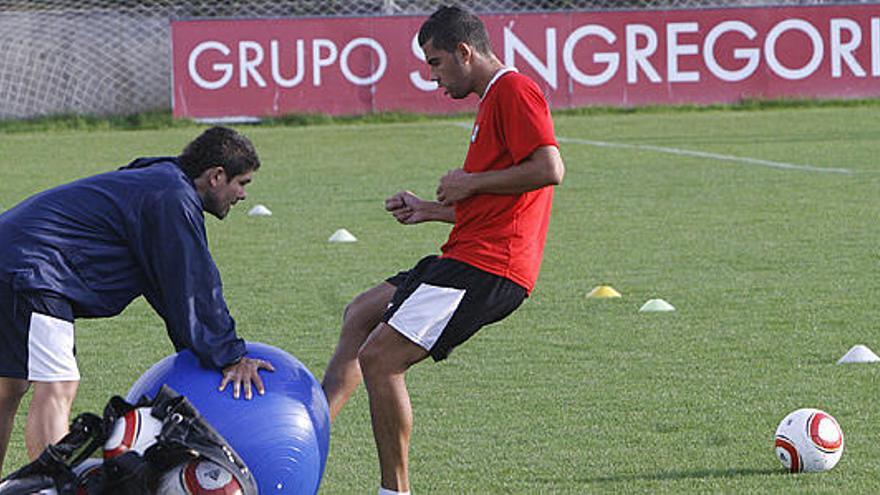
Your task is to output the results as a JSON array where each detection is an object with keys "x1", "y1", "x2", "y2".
[
  {"x1": 556, "y1": 136, "x2": 852, "y2": 175},
  {"x1": 450, "y1": 122, "x2": 852, "y2": 175}
]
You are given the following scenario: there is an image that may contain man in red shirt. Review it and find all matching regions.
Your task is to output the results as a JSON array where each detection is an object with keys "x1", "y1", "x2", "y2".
[{"x1": 321, "y1": 6, "x2": 564, "y2": 494}]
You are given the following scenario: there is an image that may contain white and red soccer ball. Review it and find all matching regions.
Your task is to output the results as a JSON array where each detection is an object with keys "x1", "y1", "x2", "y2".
[
  {"x1": 774, "y1": 408, "x2": 844, "y2": 473},
  {"x1": 103, "y1": 407, "x2": 163, "y2": 460},
  {"x1": 156, "y1": 458, "x2": 243, "y2": 495}
]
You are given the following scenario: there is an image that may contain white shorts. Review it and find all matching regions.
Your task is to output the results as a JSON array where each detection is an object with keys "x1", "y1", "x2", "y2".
[
  {"x1": 0, "y1": 287, "x2": 80, "y2": 382},
  {"x1": 383, "y1": 256, "x2": 527, "y2": 361},
  {"x1": 28, "y1": 312, "x2": 80, "y2": 382}
]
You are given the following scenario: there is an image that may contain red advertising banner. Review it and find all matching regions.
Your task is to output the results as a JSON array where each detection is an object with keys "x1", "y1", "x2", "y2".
[{"x1": 171, "y1": 5, "x2": 880, "y2": 119}]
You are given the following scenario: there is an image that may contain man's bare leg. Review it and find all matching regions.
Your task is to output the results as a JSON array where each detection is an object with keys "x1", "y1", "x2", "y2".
[
  {"x1": 25, "y1": 380, "x2": 78, "y2": 460},
  {"x1": 0, "y1": 377, "x2": 29, "y2": 475},
  {"x1": 359, "y1": 323, "x2": 429, "y2": 492},
  {"x1": 322, "y1": 282, "x2": 396, "y2": 421}
]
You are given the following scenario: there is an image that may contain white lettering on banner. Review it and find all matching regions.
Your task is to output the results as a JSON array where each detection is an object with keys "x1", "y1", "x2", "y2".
[
  {"x1": 184, "y1": 16, "x2": 880, "y2": 92},
  {"x1": 667, "y1": 22, "x2": 700, "y2": 82},
  {"x1": 764, "y1": 19, "x2": 824, "y2": 80},
  {"x1": 563, "y1": 25, "x2": 619, "y2": 86},
  {"x1": 271, "y1": 40, "x2": 305, "y2": 88},
  {"x1": 703, "y1": 21, "x2": 760, "y2": 82},
  {"x1": 339, "y1": 38, "x2": 388, "y2": 86},
  {"x1": 831, "y1": 18, "x2": 866, "y2": 77},
  {"x1": 189, "y1": 41, "x2": 233, "y2": 89},
  {"x1": 312, "y1": 39, "x2": 337, "y2": 86},
  {"x1": 409, "y1": 33, "x2": 437, "y2": 91},
  {"x1": 505, "y1": 26, "x2": 558, "y2": 89},
  {"x1": 626, "y1": 24, "x2": 661, "y2": 84},
  {"x1": 874, "y1": 18, "x2": 880, "y2": 76},
  {"x1": 189, "y1": 38, "x2": 384, "y2": 89},
  {"x1": 529, "y1": 16, "x2": 879, "y2": 87},
  {"x1": 239, "y1": 41, "x2": 266, "y2": 88}
]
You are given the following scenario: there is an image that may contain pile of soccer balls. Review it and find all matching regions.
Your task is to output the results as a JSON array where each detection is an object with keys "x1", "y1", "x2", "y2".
[
  {"x1": 102, "y1": 407, "x2": 243, "y2": 494},
  {"x1": 774, "y1": 408, "x2": 844, "y2": 473}
]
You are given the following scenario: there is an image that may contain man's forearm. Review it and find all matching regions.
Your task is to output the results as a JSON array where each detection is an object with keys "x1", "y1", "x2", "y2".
[
  {"x1": 421, "y1": 200, "x2": 456, "y2": 223},
  {"x1": 437, "y1": 146, "x2": 565, "y2": 205},
  {"x1": 470, "y1": 147, "x2": 564, "y2": 196}
]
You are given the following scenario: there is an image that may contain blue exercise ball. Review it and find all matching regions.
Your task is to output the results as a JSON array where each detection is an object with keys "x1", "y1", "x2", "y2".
[{"x1": 126, "y1": 341, "x2": 330, "y2": 494}]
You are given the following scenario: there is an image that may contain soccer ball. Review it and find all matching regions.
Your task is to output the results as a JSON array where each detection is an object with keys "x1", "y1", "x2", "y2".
[
  {"x1": 103, "y1": 407, "x2": 163, "y2": 459},
  {"x1": 155, "y1": 458, "x2": 243, "y2": 495},
  {"x1": 774, "y1": 408, "x2": 844, "y2": 473}
]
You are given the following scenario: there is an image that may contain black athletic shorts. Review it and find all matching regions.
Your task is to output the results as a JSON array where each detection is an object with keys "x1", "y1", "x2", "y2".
[
  {"x1": 0, "y1": 281, "x2": 78, "y2": 381},
  {"x1": 384, "y1": 255, "x2": 527, "y2": 361}
]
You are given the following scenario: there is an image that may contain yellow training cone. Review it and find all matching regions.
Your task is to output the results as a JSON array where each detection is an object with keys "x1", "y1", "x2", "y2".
[{"x1": 586, "y1": 285, "x2": 622, "y2": 298}]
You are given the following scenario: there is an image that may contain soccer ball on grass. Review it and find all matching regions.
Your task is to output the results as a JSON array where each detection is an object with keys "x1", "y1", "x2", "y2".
[{"x1": 774, "y1": 408, "x2": 843, "y2": 473}]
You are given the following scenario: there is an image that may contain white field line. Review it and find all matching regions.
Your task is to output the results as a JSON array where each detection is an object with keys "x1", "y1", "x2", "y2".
[
  {"x1": 556, "y1": 136, "x2": 853, "y2": 175},
  {"x1": 450, "y1": 122, "x2": 852, "y2": 175}
]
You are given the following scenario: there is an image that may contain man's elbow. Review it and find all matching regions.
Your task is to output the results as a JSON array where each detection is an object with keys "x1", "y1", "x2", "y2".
[
  {"x1": 545, "y1": 157, "x2": 565, "y2": 186},
  {"x1": 552, "y1": 160, "x2": 565, "y2": 185},
  {"x1": 528, "y1": 146, "x2": 565, "y2": 187}
]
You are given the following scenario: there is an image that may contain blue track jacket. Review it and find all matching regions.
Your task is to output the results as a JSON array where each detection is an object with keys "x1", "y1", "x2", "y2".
[{"x1": 0, "y1": 158, "x2": 244, "y2": 369}]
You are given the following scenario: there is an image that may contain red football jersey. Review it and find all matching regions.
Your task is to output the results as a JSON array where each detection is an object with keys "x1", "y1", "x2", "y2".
[{"x1": 440, "y1": 69, "x2": 558, "y2": 293}]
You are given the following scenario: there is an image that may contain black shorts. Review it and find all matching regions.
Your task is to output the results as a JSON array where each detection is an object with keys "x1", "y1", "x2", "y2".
[
  {"x1": 0, "y1": 281, "x2": 78, "y2": 381},
  {"x1": 384, "y1": 255, "x2": 527, "y2": 361}
]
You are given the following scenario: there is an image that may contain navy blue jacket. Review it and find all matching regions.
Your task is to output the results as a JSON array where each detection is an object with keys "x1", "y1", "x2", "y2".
[{"x1": 0, "y1": 158, "x2": 244, "y2": 369}]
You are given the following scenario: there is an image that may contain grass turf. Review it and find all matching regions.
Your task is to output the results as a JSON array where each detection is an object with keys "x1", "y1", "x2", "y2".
[{"x1": 1, "y1": 103, "x2": 879, "y2": 492}]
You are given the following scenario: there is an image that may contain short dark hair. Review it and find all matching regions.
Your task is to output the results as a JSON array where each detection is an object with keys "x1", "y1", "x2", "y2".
[
  {"x1": 178, "y1": 126, "x2": 260, "y2": 180},
  {"x1": 418, "y1": 6, "x2": 492, "y2": 55}
]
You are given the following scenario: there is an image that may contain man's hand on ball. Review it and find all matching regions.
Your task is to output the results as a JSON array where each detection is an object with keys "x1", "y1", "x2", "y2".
[{"x1": 220, "y1": 357, "x2": 275, "y2": 400}]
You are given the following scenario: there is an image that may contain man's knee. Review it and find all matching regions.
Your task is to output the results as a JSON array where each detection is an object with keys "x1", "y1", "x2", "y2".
[
  {"x1": 358, "y1": 326, "x2": 426, "y2": 379},
  {"x1": 357, "y1": 341, "x2": 385, "y2": 378},
  {"x1": 345, "y1": 284, "x2": 393, "y2": 322},
  {"x1": 342, "y1": 293, "x2": 372, "y2": 325}
]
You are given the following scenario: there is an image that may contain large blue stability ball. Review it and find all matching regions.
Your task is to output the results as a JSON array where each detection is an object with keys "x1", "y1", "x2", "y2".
[{"x1": 126, "y1": 342, "x2": 330, "y2": 494}]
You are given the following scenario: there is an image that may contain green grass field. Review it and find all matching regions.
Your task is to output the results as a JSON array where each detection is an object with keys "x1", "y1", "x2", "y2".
[{"x1": 1, "y1": 103, "x2": 879, "y2": 493}]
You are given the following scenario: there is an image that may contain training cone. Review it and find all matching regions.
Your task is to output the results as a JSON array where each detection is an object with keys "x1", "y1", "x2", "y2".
[
  {"x1": 837, "y1": 344, "x2": 880, "y2": 364},
  {"x1": 639, "y1": 299, "x2": 675, "y2": 312},
  {"x1": 247, "y1": 204, "x2": 272, "y2": 217},
  {"x1": 328, "y1": 228, "x2": 357, "y2": 243},
  {"x1": 586, "y1": 285, "x2": 622, "y2": 298}
]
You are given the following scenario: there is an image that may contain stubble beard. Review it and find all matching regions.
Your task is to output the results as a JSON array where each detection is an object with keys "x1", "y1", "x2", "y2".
[{"x1": 203, "y1": 191, "x2": 229, "y2": 220}]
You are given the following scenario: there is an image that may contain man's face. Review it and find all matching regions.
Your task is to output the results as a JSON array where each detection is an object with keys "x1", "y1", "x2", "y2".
[
  {"x1": 203, "y1": 168, "x2": 253, "y2": 219},
  {"x1": 422, "y1": 39, "x2": 471, "y2": 99}
]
